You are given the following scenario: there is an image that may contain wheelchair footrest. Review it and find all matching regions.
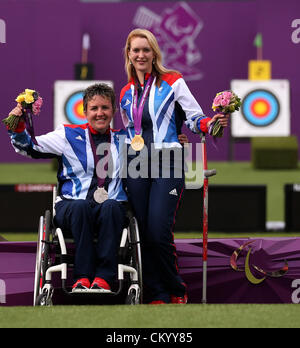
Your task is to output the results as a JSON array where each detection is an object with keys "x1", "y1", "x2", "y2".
[{"x1": 71, "y1": 288, "x2": 112, "y2": 294}]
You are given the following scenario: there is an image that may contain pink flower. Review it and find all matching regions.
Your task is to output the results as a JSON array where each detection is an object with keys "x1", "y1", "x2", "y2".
[
  {"x1": 220, "y1": 97, "x2": 230, "y2": 107},
  {"x1": 223, "y1": 91, "x2": 232, "y2": 99},
  {"x1": 212, "y1": 90, "x2": 241, "y2": 115},
  {"x1": 213, "y1": 95, "x2": 223, "y2": 106},
  {"x1": 32, "y1": 97, "x2": 43, "y2": 115}
]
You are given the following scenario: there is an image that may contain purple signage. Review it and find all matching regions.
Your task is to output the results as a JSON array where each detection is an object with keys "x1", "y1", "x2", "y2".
[
  {"x1": 0, "y1": 238, "x2": 300, "y2": 306},
  {"x1": 177, "y1": 237, "x2": 300, "y2": 304}
]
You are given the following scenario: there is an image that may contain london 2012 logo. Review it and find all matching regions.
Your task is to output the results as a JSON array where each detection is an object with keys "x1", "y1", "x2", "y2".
[{"x1": 132, "y1": 2, "x2": 203, "y2": 81}]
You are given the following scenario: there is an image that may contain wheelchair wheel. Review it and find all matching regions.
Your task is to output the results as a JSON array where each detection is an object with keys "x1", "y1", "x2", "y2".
[
  {"x1": 35, "y1": 287, "x2": 53, "y2": 307},
  {"x1": 128, "y1": 216, "x2": 143, "y2": 304},
  {"x1": 33, "y1": 210, "x2": 52, "y2": 306},
  {"x1": 126, "y1": 285, "x2": 140, "y2": 305}
]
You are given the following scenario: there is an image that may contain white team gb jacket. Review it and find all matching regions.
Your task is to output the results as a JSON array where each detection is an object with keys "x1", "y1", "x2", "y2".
[{"x1": 8, "y1": 123, "x2": 127, "y2": 202}]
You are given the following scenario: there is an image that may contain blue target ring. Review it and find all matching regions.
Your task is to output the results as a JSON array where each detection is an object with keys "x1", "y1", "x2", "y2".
[
  {"x1": 64, "y1": 91, "x2": 86, "y2": 125},
  {"x1": 242, "y1": 89, "x2": 280, "y2": 127}
]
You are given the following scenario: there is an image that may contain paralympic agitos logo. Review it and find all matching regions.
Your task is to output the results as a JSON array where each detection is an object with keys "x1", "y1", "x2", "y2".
[{"x1": 230, "y1": 240, "x2": 288, "y2": 285}]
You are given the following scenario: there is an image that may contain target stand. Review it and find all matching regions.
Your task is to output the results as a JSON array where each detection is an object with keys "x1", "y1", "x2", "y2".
[{"x1": 229, "y1": 80, "x2": 290, "y2": 161}]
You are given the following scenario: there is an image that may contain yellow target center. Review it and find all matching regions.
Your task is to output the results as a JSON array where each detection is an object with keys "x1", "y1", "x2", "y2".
[
  {"x1": 75, "y1": 102, "x2": 85, "y2": 118},
  {"x1": 253, "y1": 101, "x2": 268, "y2": 115}
]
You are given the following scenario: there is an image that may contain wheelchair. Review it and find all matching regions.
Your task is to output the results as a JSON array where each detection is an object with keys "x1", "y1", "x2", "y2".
[{"x1": 33, "y1": 187, "x2": 143, "y2": 306}]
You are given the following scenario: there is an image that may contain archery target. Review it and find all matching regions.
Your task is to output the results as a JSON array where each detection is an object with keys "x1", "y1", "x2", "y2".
[
  {"x1": 54, "y1": 80, "x2": 114, "y2": 129},
  {"x1": 64, "y1": 91, "x2": 86, "y2": 125},
  {"x1": 231, "y1": 80, "x2": 290, "y2": 137},
  {"x1": 242, "y1": 89, "x2": 280, "y2": 127}
]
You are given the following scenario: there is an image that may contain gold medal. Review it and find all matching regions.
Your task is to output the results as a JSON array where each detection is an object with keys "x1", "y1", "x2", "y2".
[
  {"x1": 131, "y1": 134, "x2": 144, "y2": 151},
  {"x1": 93, "y1": 187, "x2": 108, "y2": 204}
]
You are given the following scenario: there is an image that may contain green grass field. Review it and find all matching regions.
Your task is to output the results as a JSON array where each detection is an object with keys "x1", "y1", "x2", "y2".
[
  {"x1": 0, "y1": 162, "x2": 300, "y2": 328},
  {"x1": 0, "y1": 304, "x2": 299, "y2": 328}
]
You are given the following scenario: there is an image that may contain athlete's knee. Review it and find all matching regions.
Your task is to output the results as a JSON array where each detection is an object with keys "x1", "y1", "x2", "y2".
[
  {"x1": 72, "y1": 199, "x2": 90, "y2": 210},
  {"x1": 101, "y1": 199, "x2": 125, "y2": 220},
  {"x1": 69, "y1": 200, "x2": 92, "y2": 220}
]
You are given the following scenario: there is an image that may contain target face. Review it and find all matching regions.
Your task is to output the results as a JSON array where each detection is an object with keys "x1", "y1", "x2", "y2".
[
  {"x1": 230, "y1": 80, "x2": 290, "y2": 137},
  {"x1": 54, "y1": 80, "x2": 114, "y2": 129},
  {"x1": 242, "y1": 89, "x2": 280, "y2": 127},
  {"x1": 64, "y1": 91, "x2": 86, "y2": 125}
]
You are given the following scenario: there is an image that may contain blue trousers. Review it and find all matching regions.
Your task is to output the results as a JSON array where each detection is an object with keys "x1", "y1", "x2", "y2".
[
  {"x1": 54, "y1": 199, "x2": 126, "y2": 285},
  {"x1": 125, "y1": 176, "x2": 187, "y2": 303}
]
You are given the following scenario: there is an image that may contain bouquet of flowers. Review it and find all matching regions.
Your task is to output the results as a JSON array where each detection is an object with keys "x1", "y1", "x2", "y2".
[
  {"x1": 2, "y1": 89, "x2": 43, "y2": 131},
  {"x1": 210, "y1": 90, "x2": 241, "y2": 137}
]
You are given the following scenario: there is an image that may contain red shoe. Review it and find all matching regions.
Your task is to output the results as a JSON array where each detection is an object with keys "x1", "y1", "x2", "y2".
[
  {"x1": 170, "y1": 294, "x2": 188, "y2": 304},
  {"x1": 90, "y1": 277, "x2": 111, "y2": 293},
  {"x1": 72, "y1": 278, "x2": 91, "y2": 292},
  {"x1": 149, "y1": 300, "x2": 167, "y2": 305}
]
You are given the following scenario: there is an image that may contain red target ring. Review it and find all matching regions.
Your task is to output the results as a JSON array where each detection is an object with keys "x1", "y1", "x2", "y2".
[
  {"x1": 64, "y1": 91, "x2": 86, "y2": 125},
  {"x1": 250, "y1": 99, "x2": 271, "y2": 118},
  {"x1": 242, "y1": 89, "x2": 280, "y2": 127},
  {"x1": 73, "y1": 100, "x2": 85, "y2": 120}
]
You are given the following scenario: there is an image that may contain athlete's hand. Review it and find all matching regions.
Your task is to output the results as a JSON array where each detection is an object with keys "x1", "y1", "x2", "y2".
[
  {"x1": 9, "y1": 103, "x2": 23, "y2": 117},
  {"x1": 207, "y1": 113, "x2": 230, "y2": 128},
  {"x1": 178, "y1": 133, "x2": 189, "y2": 144}
]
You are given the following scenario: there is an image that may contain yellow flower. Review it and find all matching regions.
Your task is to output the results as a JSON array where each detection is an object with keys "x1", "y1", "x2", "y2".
[
  {"x1": 24, "y1": 89, "x2": 35, "y2": 104},
  {"x1": 15, "y1": 93, "x2": 25, "y2": 103},
  {"x1": 24, "y1": 94, "x2": 34, "y2": 104},
  {"x1": 25, "y1": 88, "x2": 35, "y2": 95}
]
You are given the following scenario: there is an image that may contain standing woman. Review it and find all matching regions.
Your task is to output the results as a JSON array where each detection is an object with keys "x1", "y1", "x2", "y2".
[{"x1": 120, "y1": 28, "x2": 228, "y2": 304}]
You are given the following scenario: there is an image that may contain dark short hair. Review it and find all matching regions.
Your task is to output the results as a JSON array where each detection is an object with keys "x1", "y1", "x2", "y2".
[{"x1": 83, "y1": 83, "x2": 117, "y2": 113}]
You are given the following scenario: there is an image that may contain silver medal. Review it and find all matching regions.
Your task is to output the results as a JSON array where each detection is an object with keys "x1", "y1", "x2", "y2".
[{"x1": 93, "y1": 187, "x2": 108, "y2": 204}]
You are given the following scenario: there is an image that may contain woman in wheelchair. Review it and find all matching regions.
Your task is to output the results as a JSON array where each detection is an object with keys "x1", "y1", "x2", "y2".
[
  {"x1": 7, "y1": 83, "x2": 128, "y2": 293},
  {"x1": 6, "y1": 83, "x2": 189, "y2": 304}
]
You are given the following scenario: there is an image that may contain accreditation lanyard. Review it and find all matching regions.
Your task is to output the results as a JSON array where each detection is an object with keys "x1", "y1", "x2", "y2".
[
  {"x1": 132, "y1": 75, "x2": 154, "y2": 136},
  {"x1": 88, "y1": 127, "x2": 111, "y2": 188}
]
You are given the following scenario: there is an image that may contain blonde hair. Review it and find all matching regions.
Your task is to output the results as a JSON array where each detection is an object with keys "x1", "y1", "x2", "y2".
[{"x1": 124, "y1": 28, "x2": 180, "y2": 85}]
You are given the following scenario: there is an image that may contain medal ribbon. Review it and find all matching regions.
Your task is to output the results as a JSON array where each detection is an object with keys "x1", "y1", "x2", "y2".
[
  {"x1": 132, "y1": 75, "x2": 154, "y2": 136},
  {"x1": 88, "y1": 127, "x2": 111, "y2": 188}
]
